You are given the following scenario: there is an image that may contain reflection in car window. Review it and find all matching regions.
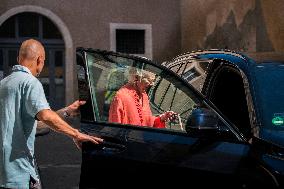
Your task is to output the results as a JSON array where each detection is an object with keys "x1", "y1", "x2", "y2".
[
  {"x1": 85, "y1": 51, "x2": 227, "y2": 133},
  {"x1": 183, "y1": 68, "x2": 201, "y2": 82},
  {"x1": 149, "y1": 77, "x2": 198, "y2": 131},
  {"x1": 162, "y1": 55, "x2": 212, "y2": 92}
]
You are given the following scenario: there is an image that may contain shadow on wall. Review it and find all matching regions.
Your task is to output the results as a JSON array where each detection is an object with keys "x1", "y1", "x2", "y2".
[{"x1": 204, "y1": 0, "x2": 274, "y2": 52}]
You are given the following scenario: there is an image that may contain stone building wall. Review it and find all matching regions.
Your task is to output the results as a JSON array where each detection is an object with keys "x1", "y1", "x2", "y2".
[{"x1": 181, "y1": 0, "x2": 284, "y2": 53}]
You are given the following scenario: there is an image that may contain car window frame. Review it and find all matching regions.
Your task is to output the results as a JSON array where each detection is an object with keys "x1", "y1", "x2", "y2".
[
  {"x1": 76, "y1": 48, "x2": 245, "y2": 141},
  {"x1": 202, "y1": 60, "x2": 258, "y2": 140}
]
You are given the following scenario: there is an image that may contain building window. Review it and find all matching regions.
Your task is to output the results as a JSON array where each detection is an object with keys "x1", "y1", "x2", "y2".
[
  {"x1": 42, "y1": 16, "x2": 62, "y2": 39},
  {"x1": 0, "y1": 12, "x2": 62, "y2": 40},
  {"x1": 110, "y1": 23, "x2": 152, "y2": 59},
  {"x1": 183, "y1": 68, "x2": 201, "y2": 82},
  {"x1": 0, "y1": 16, "x2": 15, "y2": 38},
  {"x1": 116, "y1": 29, "x2": 145, "y2": 54},
  {"x1": 18, "y1": 13, "x2": 39, "y2": 37},
  {"x1": 0, "y1": 12, "x2": 64, "y2": 109}
]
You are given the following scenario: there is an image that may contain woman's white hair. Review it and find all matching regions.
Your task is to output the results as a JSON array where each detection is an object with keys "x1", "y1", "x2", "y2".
[{"x1": 128, "y1": 67, "x2": 154, "y2": 84}]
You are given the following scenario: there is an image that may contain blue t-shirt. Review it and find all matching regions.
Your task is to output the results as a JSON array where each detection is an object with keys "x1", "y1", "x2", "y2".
[{"x1": 0, "y1": 65, "x2": 50, "y2": 188}]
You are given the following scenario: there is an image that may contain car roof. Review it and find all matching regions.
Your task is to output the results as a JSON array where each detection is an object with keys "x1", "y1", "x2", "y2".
[
  {"x1": 163, "y1": 49, "x2": 250, "y2": 73},
  {"x1": 169, "y1": 49, "x2": 247, "y2": 62},
  {"x1": 167, "y1": 49, "x2": 284, "y2": 65}
]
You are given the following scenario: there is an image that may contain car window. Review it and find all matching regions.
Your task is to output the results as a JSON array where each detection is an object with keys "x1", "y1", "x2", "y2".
[
  {"x1": 207, "y1": 65, "x2": 252, "y2": 139},
  {"x1": 148, "y1": 77, "x2": 197, "y2": 131},
  {"x1": 84, "y1": 51, "x2": 231, "y2": 134}
]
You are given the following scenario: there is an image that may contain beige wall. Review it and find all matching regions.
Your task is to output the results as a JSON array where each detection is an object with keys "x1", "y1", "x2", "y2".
[
  {"x1": 261, "y1": 0, "x2": 284, "y2": 52},
  {"x1": 181, "y1": 0, "x2": 284, "y2": 53},
  {"x1": 0, "y1": 0, "x2": 181, "y2": 62},
  {"x1": 0, "y1": 0, "x2": 181, "y2": 104}
]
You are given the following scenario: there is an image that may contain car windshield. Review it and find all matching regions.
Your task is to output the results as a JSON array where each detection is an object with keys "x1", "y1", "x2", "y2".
[{"x1": 253, "y1": 63, "x2": 284, "y2": 131}]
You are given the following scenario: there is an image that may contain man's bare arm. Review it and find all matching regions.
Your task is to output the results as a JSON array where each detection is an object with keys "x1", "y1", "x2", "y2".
[
  {"x1": 36, "y1": 109, "x2": 103, "y2": 148},
  {"x1": 37, "y1": 108, "x2": 68, "y2": 129},
  {"x1": 36, "y1": 100, "x2": 85, "y2": 129}
]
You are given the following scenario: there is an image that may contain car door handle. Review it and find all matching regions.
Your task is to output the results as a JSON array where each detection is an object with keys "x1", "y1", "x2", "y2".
[
  {"x1": 101, "y1": 141, "x2": 126, "y2": 150},
  {"x1": 99, "y1": 141, "x2": 126, "y2": 154},
  {"x1": 83, "y1": 140, "x2": 126, "y2": 154}
]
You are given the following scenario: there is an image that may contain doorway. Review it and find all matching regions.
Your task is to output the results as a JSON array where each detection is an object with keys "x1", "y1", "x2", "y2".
[{"x1": 0, "y1": 12, "x2": 65, "y2": 109}]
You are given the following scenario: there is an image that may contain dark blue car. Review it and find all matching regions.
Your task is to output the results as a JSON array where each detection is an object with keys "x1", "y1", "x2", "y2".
[
  {"x1": 164, "y1": 50, "x2": 284, "y2": 144},
  {"x1": 77, "y1": 48, "x2": 284, "y2": 188}
]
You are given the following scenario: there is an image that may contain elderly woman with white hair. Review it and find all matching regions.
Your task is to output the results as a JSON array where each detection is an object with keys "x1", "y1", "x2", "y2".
[{"x1": 108, "y1": 67, "x2": 176, "y2": 128}]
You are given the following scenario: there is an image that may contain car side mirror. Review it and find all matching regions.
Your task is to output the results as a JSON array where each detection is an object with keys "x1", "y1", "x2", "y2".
[{"x1": 186, "y1": 107, "x2": 219, "y2": 137}]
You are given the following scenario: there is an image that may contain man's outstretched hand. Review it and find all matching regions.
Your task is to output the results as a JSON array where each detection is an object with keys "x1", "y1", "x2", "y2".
[
  {"x1": 66, "y1": 100, "x2": 86, "y2": 117},
  {"x1": 73, "y1": 132, "x2": 104, "y2": 150}
]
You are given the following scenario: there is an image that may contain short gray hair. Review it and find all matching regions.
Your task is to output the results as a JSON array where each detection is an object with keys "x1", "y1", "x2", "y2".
[{"x1": 128, "y1": 67, "x2": 155, "y2": 83}]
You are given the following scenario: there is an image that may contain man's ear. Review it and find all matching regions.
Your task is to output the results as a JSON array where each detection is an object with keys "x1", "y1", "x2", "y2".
[{"x1": 37, "y1": 56, "x2": 43, "y2": 66}]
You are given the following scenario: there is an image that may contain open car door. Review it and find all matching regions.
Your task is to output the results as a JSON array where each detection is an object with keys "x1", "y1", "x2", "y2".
[{"x1": 76, "y1": 48, "x2": 276, "y2": 189}]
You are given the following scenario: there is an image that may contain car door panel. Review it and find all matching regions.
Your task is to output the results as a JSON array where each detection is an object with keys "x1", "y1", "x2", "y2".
[
  {"x1": 77, "y1": 49, "x2": 274, "y2": 188},
  {"x1": 80, "y1": 122, "x2": 254, "y2": 188},
  {"x1": 124, "y1": 128, "x2": 250, "y2": 173}
]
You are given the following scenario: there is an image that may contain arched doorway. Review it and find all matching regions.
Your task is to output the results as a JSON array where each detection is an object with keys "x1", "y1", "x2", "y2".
[{"x1": 0, "y1": 12, "x2": 65, "y2": 109}]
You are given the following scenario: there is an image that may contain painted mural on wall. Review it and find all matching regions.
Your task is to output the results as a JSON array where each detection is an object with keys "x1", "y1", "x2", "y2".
[
  {"x1": 204, "y1": 0, "x2": 273, "y2": 52},
  {"x1": 182, "y1": 0, "x2": 283, "y2": 53}
]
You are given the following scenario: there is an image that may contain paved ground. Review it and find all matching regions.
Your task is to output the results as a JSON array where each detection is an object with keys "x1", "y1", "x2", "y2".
[{"x1": 35, "y1": 119, "x2": 81, "y2": 189}]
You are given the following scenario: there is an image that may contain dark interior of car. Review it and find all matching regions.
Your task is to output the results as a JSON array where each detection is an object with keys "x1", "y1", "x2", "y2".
[
  {"x1": 76, "y1": 52, "x2": 95, "y2": 122},
  {"x1": 208, "y1": 65, "x2": 252, "y2": 139}
]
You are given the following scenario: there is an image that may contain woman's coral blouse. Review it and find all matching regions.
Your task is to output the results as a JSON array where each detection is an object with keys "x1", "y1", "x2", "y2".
[{"x1": 108, "y1": 84, "x2": 165, "y2": 128}]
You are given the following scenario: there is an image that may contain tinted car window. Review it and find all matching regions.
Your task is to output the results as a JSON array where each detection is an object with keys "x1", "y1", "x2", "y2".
[
  {"x1": 84, "y1": 51, "x2": 230, "y2": 133},
  {"x1": 149, "y1": 76, "x2": 198, "y2": 131}
]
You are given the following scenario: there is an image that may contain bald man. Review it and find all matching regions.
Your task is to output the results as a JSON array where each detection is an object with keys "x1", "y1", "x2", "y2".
[{"x1": 0, "y1": 39, "x2": 103, "y2": 189}]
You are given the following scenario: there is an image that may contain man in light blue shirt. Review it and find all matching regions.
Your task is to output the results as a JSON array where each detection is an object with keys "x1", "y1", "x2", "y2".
[{"x1": 0, "y1": 39, "x2": 103, "y2": 189}]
